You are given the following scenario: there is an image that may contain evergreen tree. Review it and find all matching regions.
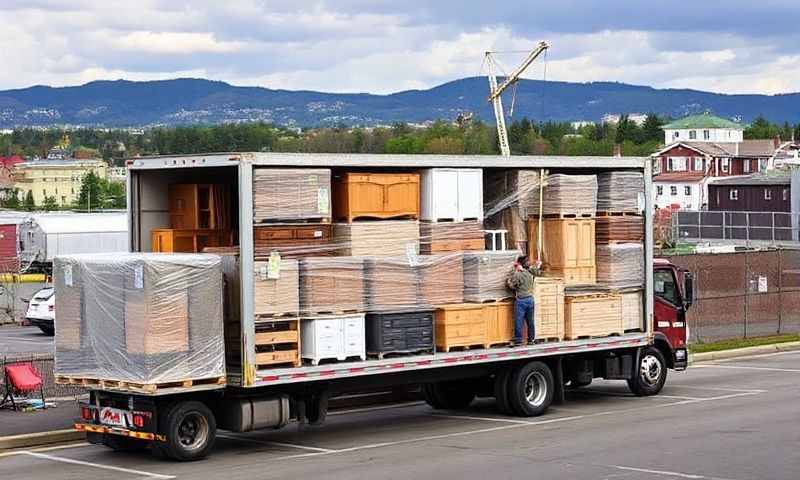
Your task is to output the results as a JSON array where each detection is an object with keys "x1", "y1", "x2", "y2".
[
  {"x1": 76, "y1": 171, "x2": 103, "y2": 210},
  {"x1": 42, "y1": 195, "x2": 58, "y2": 211},
  {"x1": 23, "y1": 190, "x2": 35, "y2": 211},
  {"x1": 642, "y1": 113, "x2": 665, "y2": 143},
  {"x1": 1, "y1": 189, "x2": 21, "y2": 209}
]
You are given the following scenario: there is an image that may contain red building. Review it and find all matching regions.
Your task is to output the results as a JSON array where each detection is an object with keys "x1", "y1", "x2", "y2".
[{"x1": 707, "y1": 171, "x2": 791, "y2": 212}]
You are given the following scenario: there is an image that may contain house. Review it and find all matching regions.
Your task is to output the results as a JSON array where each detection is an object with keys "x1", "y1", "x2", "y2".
[
  {"x1": 662, "y1": 113, "x2": 744, "y2": 144},
  {"x1": 12, "y1": 158, "x2": 108, "y2": 207},
  {"x1": 651, "y1": 135, "x2": 780, "y2": 210},
  {"x1": 707, "y1": 171, "x2": 791, "y2": 212}
]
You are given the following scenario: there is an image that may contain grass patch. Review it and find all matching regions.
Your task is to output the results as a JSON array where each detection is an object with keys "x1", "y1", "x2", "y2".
[{"x1": 689, "y1": 333, "x2": 800, "y2": 354}]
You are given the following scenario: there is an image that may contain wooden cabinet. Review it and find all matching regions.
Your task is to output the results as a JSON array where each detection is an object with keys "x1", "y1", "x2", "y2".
[
  {"x1": 151, "y1": 229, "x2": 231, "y2": 253},
  {"x1": 484, "y1": 301, "x2": 514, "y2": 347},
  {"x1": 254, "y1": 224, "x2": 333, "y2": 258},
  {"x1": 564, "y1": 293, "x2": 623, "y2": 339},
  {"x1": 333, "y1": 173, "x2": 420, "y2": 222},
  {"x1": 253, "y1": 259, "x2": 299, "y2": 317},
  {"x1": 169, "y1": 184, "x2": 225, "y2": 230},
  {"x1": 528, "y1": 218, "x2": 596, "y2": 285},
  {"x1": 434, "y1": 304, "x2": 487, "y2": 352},
  {"x1": 254, "y1": 318, "x2": 301, "y2": 368},
  {"x1": 301, "y1": 314, "x2": 366, "y2": 365},
  {"x1": 420, "y1": 168, "x2": 483, "y2": 222},
  {"x1": 365, "y1": 310, "x2": 434, "y2": 358}
]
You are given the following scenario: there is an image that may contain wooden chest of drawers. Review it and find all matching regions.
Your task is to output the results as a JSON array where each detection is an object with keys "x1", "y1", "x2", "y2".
[
  {"x1": 253, "y1": 259, "x2": 299, "y2": 317},
  {"x1": 253, "y1": 168, "x2": 331, "y2": 223},
  {"x1": 301, "y1": 314, "x2": 366, "y2": 365},
  {"x1": 254, "y1": 224, "x2": 334, "y2": 258},
  {"x1": 434, "y1": 304, "x2": 487, "y2": 352},
  {"x1": 564, "y1": 293, "x2": 623, "y2": 339},
  {"x1": 299, "y1": 257, "x2": 365, "y2": 314},
  {"x1": 365, "y1": 310, "x2": 434, "y2": 358},
  {"x1": 333, "y1": 172, "x2": 420, "y2": 222},
  {"x1": 151, "y1": 229, "x2": 231, "y2": 253}
]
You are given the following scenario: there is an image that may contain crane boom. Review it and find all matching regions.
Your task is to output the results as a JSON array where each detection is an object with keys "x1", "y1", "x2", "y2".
[{"x1": 486, "y1": 41, "x2": 549, "y2": 157}]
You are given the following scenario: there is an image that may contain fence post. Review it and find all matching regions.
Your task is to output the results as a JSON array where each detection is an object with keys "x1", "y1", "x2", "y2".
[
  {"x1": 772, "y1": 212, "x2": 776, "y2": 244},
  {"x1": 744, "y1": 251, "x2": 749, "y2": 339},
  {"x1": 778, "y1": 249, "x2": 783, "y2": 334},
  {"x1": 745, "y1": 212, "x2": 750, "y2": 245},
  {"x1": 722, "y1": 211, "x2": 726, "y2": 240},
  {"x1": 698, "y1": 211, "x2": 703, "y2": 241}
]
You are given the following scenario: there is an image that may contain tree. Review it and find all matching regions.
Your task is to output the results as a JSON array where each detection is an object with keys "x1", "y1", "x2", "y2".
[
  {"x1": 76, "y1": 171, "x2": 103, "y2": 210},
  {"x1": 641, "y1": 113, "x2": 665, "y2": 143},
  {"x1": 744, "y1": 115, "x2": 779, "y2": 139},
  {"x1": 1, "y1": 189, "x2": 20, "y2": 209},
  {"x1": 42, "y1": 195, "x2": 58, "y2": 211},
  {"x1": 23, "y1": 190, "x2": 35, "y2": 211}
]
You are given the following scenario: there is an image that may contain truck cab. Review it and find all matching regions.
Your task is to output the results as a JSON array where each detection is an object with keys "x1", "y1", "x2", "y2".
[{"x1": 652, "y1": 258, "x2": 693, "y2": 371}]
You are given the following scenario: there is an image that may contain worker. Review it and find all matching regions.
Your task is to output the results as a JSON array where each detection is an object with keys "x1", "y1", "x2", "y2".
[{"x1": 507, "y1": 255, "x2": 541, "y2": 346}]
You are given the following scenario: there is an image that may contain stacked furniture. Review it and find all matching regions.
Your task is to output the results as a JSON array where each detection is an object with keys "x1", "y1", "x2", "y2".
[
  {"x1": 595, "y1": 216, "x2": 644, "y2": 244},
  {"x1": 527, "y1": 174, "x2": 598, "y2": 217},
  {"x1": 253, "y1": 259, "x2": 299, "y2": 317},
  {"x1": 152, "y1": 183, "x2": 232, "y2": 253},
  {"x1": 54, "y1": 254, "x2": 225, "y2": 391},
  {"x1": 483, "y1": 169, "x2": 541, "y2": 249},
  {"x1": 596, "y1": 172, "x2": 644, "y2": 213},
  {"x1": 419, "y1": 168, "x2": 483, "y2": 222},
  {"x1": 596, "y1": 244, "x2": 645, "y2": 289},
  {"x1": 299, "y1": 257, "x2": 365, "y2": 314},
  {"x1": 333, "y1": 220, "x2": 419, "y2": 256},
  {"x1": 533, "y1": 277, "x2": 565, "y2": 341},
  {"x1": 419, "y1": 221, "x2": 484, "y2": 254},
  {"x1": 364, "y1": 256, "x2": 420, "y2": 311},
  {"x1": 417, "y1": 253, "x2": 464, "y2": 306},
  {"x1": 254, "y1": 224, "x2": 334, "y2": 259},
  {"x1": 255, "y1": 319, "x2": 301, "y2": 368},
  {"x1": 253, "y1": 169, "x2": 331, "y2": 223},
  {"x1": 365, "y1": 310, "x2": 435, "y2": 359},
  {"x1": 462, "y1": 250, "x2": 519, "y2": 302},
  {"x1": 301, "y1": 313, "x2": 366, "y2": 365},
  {"x1": 433, "y1": 301, "x2": 514, "y2": 351}
]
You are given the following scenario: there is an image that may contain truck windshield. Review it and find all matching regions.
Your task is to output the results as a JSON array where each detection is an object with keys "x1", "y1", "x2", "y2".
[{"x1": 654, "y1": 270, "x2": 678, "y2": 305}]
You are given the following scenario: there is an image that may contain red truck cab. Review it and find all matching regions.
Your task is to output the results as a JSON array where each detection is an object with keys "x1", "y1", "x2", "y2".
[{"x1": 652, "y1": 258, "x2": 693, "y2": 371}]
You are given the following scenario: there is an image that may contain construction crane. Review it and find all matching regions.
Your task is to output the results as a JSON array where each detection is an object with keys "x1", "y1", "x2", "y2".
[{"x1": 485, "y1": 41, "x2": 550, "y2": 156}]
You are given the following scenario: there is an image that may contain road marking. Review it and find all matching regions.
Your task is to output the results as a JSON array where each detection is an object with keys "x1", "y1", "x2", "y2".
[
  {"x1": 651, "y1": 394, "x2": 704, "y2": 400},
  {"x1": 0, "y1": 442, "x2": 89, "y2": 458},
  {"x1": 577, "y1": 389, "x2": 701, "y2": 401},
  {"x1": 329, "y1": 401, "x2": 425, "y2": 415},
  {"x1": 611, "y1": 464, "x2": 733, "y2": 479},
  {"x1": 19, "y1": 451, "x2": 175, "y2": 479},
  {"x1": 670, "y1": 385, "x2": 766, "y2": 393},
  {"x1": 432, "y1": 413, "x2": 536, "y2": 424},
  {"x1": 218, "y1": 434, "x2": 335, "y2": 452},
  {"x1": 695, "y1": 364, "x2": 800, "y2": 373}
]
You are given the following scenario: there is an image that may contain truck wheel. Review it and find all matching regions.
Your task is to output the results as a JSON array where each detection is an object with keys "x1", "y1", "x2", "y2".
[
  {"x1": 306, "y1": 390, "x2": 329, "y2": 426},
  {"x1": 422, "y1": 381, "x2": 476, "y2": 410},
  {"x1": 507, "y1": 361, "x2": 554, "y2": 417},
  {"x1": 493, "y1": 368, "x2": 514, "y2": 415},
  {"x1": 153, "y1": 401, "x2": 216, "y2": 461},
  {"x1": 627, "y1": 347, "x2": 668, "y2": 396}
]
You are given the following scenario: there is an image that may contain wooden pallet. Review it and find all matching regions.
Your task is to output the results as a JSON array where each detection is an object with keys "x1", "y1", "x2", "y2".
[
  {"x1": 299, "y1": 309, "x2": 362, "y2": 316},
  {"x1": 542, "y1": 212, "x2": 595, "y2": 219},
  {"x1": 533, "y1": 336, "x2": 563, "y2": 343},
  {"x1": 437, "y1": 343, "x2": 486, "y2": 353},
  {"x1": 565, "y1": 332, "x2": 623, "y2": 341},
  {"x1": 596, "y1": 211, "x2": 640, "y2": 217},
  {"x1": 255, "y1": 349, "x2": 300, "y2": 368},
  {"x1": 255, "y1": 312, "x2": 299, "y2": 320},
  {"x1": 471, "y1": 297, "x2": 514, "y2": 304},
  {"x1": 423, "y1": 216, "x2": 482, "y2": 223},
  {"x1": 55, "y1": 375, "x2": 225, "y2": 393}
]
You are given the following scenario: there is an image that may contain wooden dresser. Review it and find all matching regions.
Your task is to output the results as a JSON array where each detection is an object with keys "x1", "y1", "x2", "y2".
[
  {"x1": 483, "y1": 301, "x2": 514, "y2": 347},
  {"x1": 151, "y1": 229, "x2": 230, "y2": 253},
  {"x1": 254, "y1": 224, "x2": 334, "y2": 258},
  {"x1": 564, "y1": 293, "x2": 623, "y2": 339},
  {"x1": 333, "y1": 172, "x2": 420, "y2": 222},
  {"x1": 301, "y1": 313, "x2": 366, "y2": 365},
  {"x1": 365, "y1": 310, "x2": 434, "y2": 359},
  {"x1": 528, "y1": 218, "x2": 596, "y2": 285},
  {"x1": 434, "y1": 304, "x2": 487, "y2": 352}
]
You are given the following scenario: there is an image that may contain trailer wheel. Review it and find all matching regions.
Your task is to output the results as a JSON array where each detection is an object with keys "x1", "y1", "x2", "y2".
[
  {"x1": 627, "y1": 347, "x2": 668, "y2": 396},
  {"x1": 306, "y1": 390, "x2": 329, "y2": 426},
  {"x1": 153, "y1": 401, "x2": 216, "y2": 461},
  {"x1": 507, "y1": 361, "x2": 554, "y2": 417},
  {"x1": 493, "y1": 367, "x2": 514, "y2": 415},
  {"x1": 422, "y1": 381, "x2": 476, "y2": 410}
]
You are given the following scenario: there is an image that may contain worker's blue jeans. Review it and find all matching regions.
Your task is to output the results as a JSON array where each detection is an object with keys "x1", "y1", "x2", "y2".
[{"x1": 513, "y1": 295, "x2": 535, "y2": 343}]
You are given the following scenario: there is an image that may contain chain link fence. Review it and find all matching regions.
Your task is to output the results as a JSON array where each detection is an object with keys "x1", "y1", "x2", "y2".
[{"x1": 664, "y1": 248, "x2": 800, "y2": 343}]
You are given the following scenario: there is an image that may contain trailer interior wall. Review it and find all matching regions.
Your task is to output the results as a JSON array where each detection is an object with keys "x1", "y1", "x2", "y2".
[{"x1": 127, "y1": 153, "x2": 653, "y2": 389}]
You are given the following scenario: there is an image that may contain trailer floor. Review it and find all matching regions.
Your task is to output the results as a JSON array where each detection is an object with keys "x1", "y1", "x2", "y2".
[{"x1": 3, "y1": 350, "x2": 798, "y2": 480}]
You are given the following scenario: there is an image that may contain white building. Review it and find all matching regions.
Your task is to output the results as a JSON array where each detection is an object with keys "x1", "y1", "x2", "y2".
[{"x1": 662, "y1": 113, "x2": 744, "y2": 144}]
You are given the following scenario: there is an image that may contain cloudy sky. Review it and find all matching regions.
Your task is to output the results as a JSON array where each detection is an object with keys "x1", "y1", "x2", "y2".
[{"x1": 2, "y1": 0, "x2": 799, "y2": 94}]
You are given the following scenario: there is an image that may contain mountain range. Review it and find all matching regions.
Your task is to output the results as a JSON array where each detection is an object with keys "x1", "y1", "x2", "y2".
[{"x1": 0, "y1": 77, "x2": 798, "y2": 129}]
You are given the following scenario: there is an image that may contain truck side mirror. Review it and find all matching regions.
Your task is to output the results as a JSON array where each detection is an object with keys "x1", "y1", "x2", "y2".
[{"x1": 683, "y1": 273, "x2": 694, "y2": 309}]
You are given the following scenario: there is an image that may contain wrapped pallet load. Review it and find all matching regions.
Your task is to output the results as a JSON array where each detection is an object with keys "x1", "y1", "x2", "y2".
[
  {"x1": 483, "y1": 170, "x2": 541, "y2": 248},
  {"x1": 54, "y1": 253, "x2": 224, "y2": 388},
  {"x1": 334, "y1": 220, "x2": 419, "y2": 256},
  {"x1": 462, "y1": 250, "x2": 520, "y2": 302},
  {"x1": 253, "y1": 168, "x2": 331, "y2": 223},
  {"x1": 596, "y1": 171, "x2": 644, "y2": 213},
  {"x1": 596, "y1": 243, "x2": 645, "y2": 289}
]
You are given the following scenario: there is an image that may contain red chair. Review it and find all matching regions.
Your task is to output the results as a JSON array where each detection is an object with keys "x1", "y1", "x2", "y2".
[{"x1": 1, "y1": 361, "x2": 46, "y2": 411}]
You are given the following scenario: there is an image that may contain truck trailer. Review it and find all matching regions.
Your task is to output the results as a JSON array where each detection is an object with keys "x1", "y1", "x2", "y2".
[{"x1": 55, "y1": 153, "x2": 693, "y2": 461}]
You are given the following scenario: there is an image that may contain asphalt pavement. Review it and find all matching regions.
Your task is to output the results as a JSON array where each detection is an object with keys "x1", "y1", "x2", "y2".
[
  {"x1": 1, "y1": 350, "x2": 798, "y2": 480},
  {"x1": 0, "y1": 326, "x2": 53, "y2": 357}
]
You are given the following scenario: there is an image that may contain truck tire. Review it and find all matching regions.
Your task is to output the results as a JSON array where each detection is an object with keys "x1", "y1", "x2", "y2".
[
  {"x1": 627, "y1": 347, "x2": 668, "y2": 396},
  {"x1": 507, "y1": 361, "x2": 554, "y2": 417},
  {"x1": 493, "y1": 368, "x2": 514, "y2": 415},
  {"x1": 422, "y1": 381, "x2": 476, "y2": 410},
  {"x1": 153, "y1": 401, "x2": 216, "y2": 461}
]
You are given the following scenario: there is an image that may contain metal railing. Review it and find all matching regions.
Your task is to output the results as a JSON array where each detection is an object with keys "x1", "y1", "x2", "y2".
[{"x1": 672, "y1": 210, "x2": 800, "y2": 245}]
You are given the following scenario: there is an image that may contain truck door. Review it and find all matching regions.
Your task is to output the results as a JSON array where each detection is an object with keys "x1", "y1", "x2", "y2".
[{"x1": 653, "y1": 268, "x2": 688, "y2": 369}]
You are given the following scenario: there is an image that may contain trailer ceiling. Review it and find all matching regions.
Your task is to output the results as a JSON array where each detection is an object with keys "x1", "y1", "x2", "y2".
[{"x1": 127, "y1": 152, "x2": 648, "y2": 170}]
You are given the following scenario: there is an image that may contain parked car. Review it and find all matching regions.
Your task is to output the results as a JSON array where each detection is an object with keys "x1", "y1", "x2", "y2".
[{"x1": 25, "y1": 286, "x2": 55, "y2": 335}]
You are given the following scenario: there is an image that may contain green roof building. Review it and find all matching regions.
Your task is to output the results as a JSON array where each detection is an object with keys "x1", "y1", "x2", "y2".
[{"x1": 663, "y1": 113, "x2": 744, "y2": 144}]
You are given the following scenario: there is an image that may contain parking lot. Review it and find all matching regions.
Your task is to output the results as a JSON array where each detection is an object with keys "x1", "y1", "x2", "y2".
[
  {"x1": 0, "y1": 326, "x2": 53, "y2": 357},
  {"x1": 1, "y1": 350, "x2": 798, "y2": 480}
]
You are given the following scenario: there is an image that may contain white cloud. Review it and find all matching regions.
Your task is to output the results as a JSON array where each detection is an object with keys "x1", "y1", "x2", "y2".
[{"x1": 111, "y1": 31, "x2": 245, "y2": 55}]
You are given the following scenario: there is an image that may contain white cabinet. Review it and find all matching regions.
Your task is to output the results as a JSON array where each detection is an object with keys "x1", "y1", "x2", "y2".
[
  {"x1": 420, "y1": 168, "x2": 483, "y2": 222},
  {"x1": 301, "y1": 313, "x2": 366, "y2": 365}
]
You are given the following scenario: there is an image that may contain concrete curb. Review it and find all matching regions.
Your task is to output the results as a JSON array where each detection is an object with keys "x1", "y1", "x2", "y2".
[
  {"x1": 0, "y1": 429, "x2": 84, "y2": 451},
  {"x1": 690, "y1": 341, "x2": 800, "y2": 364}
]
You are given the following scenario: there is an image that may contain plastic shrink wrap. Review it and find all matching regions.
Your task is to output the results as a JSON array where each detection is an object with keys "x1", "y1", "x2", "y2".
[
  {"x1": 597, "y1": 172, "x2": 644, "y2": 213},
  {"x1": 596, "y1": 243, "x2": 644, "y2": 288},
  {"x1": 54, "y1": 253, "x2": 224, "y2": 385},
  {"x1": 253, "y1": 168, "x2": 331, "y2": 222}
]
